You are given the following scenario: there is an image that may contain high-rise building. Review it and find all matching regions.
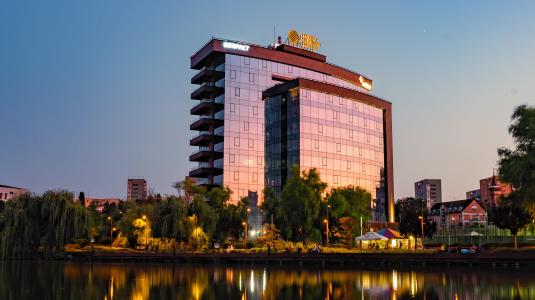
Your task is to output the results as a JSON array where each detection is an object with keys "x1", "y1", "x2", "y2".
[
  {"x1": 189, "y1": 36, "x2": 394, "y2": 222},
  {"x1": 414, "y1": 179, "x2": 442, "y2": 209},
  {"x1": 479, "y1": 175, "x2": 512, "y2": 208},
  {"x1": 127, "y1": 178, "x2": 147, "y2": 201}
]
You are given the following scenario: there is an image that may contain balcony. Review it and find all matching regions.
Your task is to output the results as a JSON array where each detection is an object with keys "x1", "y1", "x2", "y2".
[
  {"x1": 189, "y1": 167, "x2": 223, "y2": 178},
  {"x1": 190, "y1": 133, "x2": 224, "y2": 146},
  {"x1": 191, "y1": 69, "x2": 224, "y2": 85},
  {"x1": 189, "y1": 150, "x2": 224, "y2": 162},
  {"x1": 191, "y1": 83, "x2": 224, "y2": 100},
  {"x1": 190, "y1": 117, "x2": 224, "y2": 131},
  {"x1": 190, "y1": 101, "x2": 224, "y2": 115}
]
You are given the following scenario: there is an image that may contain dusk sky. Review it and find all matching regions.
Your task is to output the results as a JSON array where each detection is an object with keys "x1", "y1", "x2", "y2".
[{"x1": 1, "y1": 1, "x2": 534, "y2": 201}]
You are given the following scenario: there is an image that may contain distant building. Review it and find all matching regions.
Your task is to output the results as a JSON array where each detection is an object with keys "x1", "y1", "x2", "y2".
[
  {"x1": 0, "y1": 184, "x2": 28, "y2": 201},
  {"x1": 127, "y1": 179, "x2": 147, "y2": 201},
  {"x1": 466, "y1": 189, "x2": 481, "y2": 201},
  {"x1": 414, "y1": 179, "x2": 442, "y2": 209},
  {"x1": 83, "y1": 197, "x2": 121, "y2": 213},
  {"x1": 428, "y1": 199, "x2": 487, "y2": 228},
  {"x1": 479, "y1": 175, "x2": 513, "y2": 208}
]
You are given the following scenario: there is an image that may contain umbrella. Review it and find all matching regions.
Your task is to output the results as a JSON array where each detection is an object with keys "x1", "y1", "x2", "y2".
[
  {"x1": 355, "y1": 231, "x2": 388, "y2": 241},
  {"x1": 377, "y1": 228, "x2": 403, "y2": 239}
]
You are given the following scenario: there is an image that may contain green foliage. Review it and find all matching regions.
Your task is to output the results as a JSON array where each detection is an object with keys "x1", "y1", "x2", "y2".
[
  {"x1": 498, "y1": 104, "x2": 535, "y2": 208},
  {"x1": 327, "y1": 186, "x2": 372, "y2": 240},
  {"x1": 215, "y1": 196, "x2": 249, "y2": 241},
  {"x1": 190, "y1": 195, "x2": 218, "y2": 239},
  {"x1": 492, "y1": 197, "x2": 533, "y2": 248},
  {"x1": 151, "y1": 196, "x2": 189, "y2": 242},
  {"x1": 395, "y1": 197, "x2": 429, "y2": 238},
  {"x1": 0, "y1": 190, "x2": 101, "y2": 259}
]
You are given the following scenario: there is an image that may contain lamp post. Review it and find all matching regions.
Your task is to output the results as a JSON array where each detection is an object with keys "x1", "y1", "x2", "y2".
[
  {"x1": 107, "y1": 216, "x2": 113, "y2": 247},
  {"x1": 418, "y1": 216, "x2": 424, "y2": 249},
  {"x1": 242, "y1": 221, "x2": 248, "y2": 242},
  {"x1": 142, "y1": 215, "x2": 148, "y2": 251},
  {"x1": 323, "y1": 219, "x2": 329, "y2": 246},
  {"x1": 450, "y1": 216, "x2": 455, "y2": 245}
]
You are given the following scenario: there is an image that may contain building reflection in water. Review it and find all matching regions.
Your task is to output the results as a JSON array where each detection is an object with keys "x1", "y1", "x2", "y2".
[{"x1": 0, "y1": 262, "x2": 534, "y2": 299}]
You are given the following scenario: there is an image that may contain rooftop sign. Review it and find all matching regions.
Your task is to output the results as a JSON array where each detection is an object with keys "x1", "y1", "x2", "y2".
[
  {"x1": 287, "y1": 29, "x2": 321, "y2": 52},
  {"x1": 222, "y1": 41, "x2": 250, "y2": 51}
]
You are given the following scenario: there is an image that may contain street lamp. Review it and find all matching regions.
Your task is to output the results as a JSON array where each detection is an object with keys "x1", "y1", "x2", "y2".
[
  {"x1": 418, "y1": 216, "x2": 424, "y2": 249},
  {"x1": 323, "y1": 219, "x2": 329, "y2": 246},
  {"x1": 242, "y1": 221, "x2": 248, "y2": 242},
  {"x1": 107, "y1": 216, "x2": 113, "y2": 247},
  {"x1": 142, "y1": 215, "x2": 148, "y2": 251}
]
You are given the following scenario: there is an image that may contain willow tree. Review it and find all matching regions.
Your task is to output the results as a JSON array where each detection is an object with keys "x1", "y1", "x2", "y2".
[{"x1": 0, "y1": 190, "x2": 100, "y2": 259}]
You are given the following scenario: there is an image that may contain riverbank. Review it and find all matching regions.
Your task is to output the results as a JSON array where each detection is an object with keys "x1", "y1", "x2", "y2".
[{"x1": 65, "y1": 249, "x2": 535, "y2": 268}]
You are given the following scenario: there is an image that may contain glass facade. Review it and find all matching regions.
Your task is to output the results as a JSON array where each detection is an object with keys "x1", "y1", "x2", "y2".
[
  {"x1": 265, "y1": 87, "x2": 385, "y2": 207},
  {"x1": 222, "y1": 54, "x2": 370, "y2": 203}
]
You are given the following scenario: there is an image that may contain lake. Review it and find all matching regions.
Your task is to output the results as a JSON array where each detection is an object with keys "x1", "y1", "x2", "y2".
[{"x1": 0, "y1": 261, "x2": 533, "y2": 299}]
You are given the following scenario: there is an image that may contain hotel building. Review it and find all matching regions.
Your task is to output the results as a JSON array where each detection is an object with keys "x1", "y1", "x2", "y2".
[{"x1": 189, "y1": 37, "x2": 394, "y2": 222}]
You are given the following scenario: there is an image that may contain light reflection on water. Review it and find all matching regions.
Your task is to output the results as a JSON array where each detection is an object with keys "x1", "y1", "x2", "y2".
[{"x1": 0, "y1": 262, "x2": 534, "y2": 299}]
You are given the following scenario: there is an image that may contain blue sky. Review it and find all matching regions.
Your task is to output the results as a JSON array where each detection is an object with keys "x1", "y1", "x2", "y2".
[{"x1": 1, "y1": 0, "x2": 534, "y2": 201}]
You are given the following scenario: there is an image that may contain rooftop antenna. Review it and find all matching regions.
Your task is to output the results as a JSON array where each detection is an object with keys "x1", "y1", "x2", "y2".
[{"x1": 273, "y1": 25, "x2": 276, "y2": 44}]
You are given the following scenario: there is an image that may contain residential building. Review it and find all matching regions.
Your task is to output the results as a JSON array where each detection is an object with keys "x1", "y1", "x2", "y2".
[
  {"x1": 428, "y1": 199, "x2": 487, "y2": 228},
  {"x1": 414, "y1": 179, "x2": 442, "y2": 209},
  {"x1": 0, "y1": 184, "x2": 28, "y2": 201},
  {"x1": 83, "y1": 197, "x2": 121, "y2": 213},
  {"x1": 188, "y1": 36, "x2": 394, "y2": 222},
  {"x1": 479, "y1": 175, "x2": 513, "y2": 208},
  {"x1": 127, "y1": 178, "x2": 147, "y2": 201}
]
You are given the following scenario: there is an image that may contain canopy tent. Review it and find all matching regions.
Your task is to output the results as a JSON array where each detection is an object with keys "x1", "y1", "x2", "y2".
[
  {"x1": 466, "y1": 231, "x2": 483, "y2": 236},
  {"x1": 355, "y1": 231, "x2": 389, "y2": 241},
  {"x1": 376, "y1": 228, "x2": 403, "y2": 239}
]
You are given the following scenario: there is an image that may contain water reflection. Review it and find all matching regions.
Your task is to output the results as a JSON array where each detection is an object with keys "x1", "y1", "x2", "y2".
[{"x1": 0, "y1": 262, "x2": 533, "y2": 299}]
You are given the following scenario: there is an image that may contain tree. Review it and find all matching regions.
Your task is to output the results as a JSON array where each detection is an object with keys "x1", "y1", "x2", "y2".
[
  {"x1": 331, "y1": 217, "x2": 356, "y2": 247},
  {"x1": 190, "y1": 195, "x2": 218, "y2": 239},
  {"x1": 257, "y1": 224, "x2": 282, "y2": 248},
  {"x1": 151, "y1": 196, "x2": 189, "y2": 244},
  {"x1": 327, "y1": 186, "x2": 372, "y2": 241},
  {"x1": 266, "y1": 166, "x2": 327, "y2": 242},
  {"x1": 498, "y1": 104, "x2": 535, "y2": 209},
  {"x1": 493, "y1": 197, "x2": 533, "y2": 248},
  {"x1": 395, "y1": 197, "x2": 429, "y2": 238},
  {"x1": 78, "y1": 192, "x2": 85, "y2": 207}
]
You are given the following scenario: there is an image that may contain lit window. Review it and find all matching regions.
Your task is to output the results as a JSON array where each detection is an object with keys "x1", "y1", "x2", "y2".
[{"x1": 235, "y1": 87, "x2": 240, "y2": 97}]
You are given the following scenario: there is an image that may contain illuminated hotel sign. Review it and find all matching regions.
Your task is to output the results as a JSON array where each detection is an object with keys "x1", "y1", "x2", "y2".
[
  {"x1": 287, "y1": 29, "x2": 321, "y2": 52},
  {"x1": 222, "y1": 41, "x2": 250, "y2": 51},
  {"x1": 359, "y1": 76, "x2": 372, "y2": 91}
]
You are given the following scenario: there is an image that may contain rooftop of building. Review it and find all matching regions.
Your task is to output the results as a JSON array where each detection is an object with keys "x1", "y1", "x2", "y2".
[
  {"x1": 0, "y1": 184, "x2": 26, "y2": 190},
  {"x1": 428, "y1": 199, "x2": 486, "y2": 216}
]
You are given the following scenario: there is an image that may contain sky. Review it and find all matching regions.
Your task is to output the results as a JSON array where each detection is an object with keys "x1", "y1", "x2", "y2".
[{"x1": 1, "y1": 0, "x2": 534, "y2": 201}]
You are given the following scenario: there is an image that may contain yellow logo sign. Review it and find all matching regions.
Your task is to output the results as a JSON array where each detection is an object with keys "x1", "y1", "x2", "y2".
[{"x1": 287, "y1": 29, "x2": 321, "y2": 52}]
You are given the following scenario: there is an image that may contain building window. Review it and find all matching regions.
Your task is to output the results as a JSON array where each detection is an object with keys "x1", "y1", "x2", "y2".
[
  {"x1": 244, "y1": 57, "x2": 250, "y2": 65},
  {"x1": 319, "y1": 124, "x2": 323, "y2": 134},
  {"x1": 349, "y1": 130, "x2": 353, "y2": 139},
  {"x1": 322, "y1": 157, "x2": 327, "y2": 167},
  {"x1": 336, "y1": 143, "x2": 341, "y2": 152},
  {"x1": 234, "y1": 172, "x2": 240, "y2": 181},
  {"x1": 244, "y1": 122, "x2": 249, "y2": 131},
  {"x1": 230, "y1": 103, "x2": 236, "y2": 113},
  {"x1": 364, "y1": 119, "x2": 368, "y2": 128},
  {"x1": 362, "y1": 163, "x2": 366, "y2": 173},
  {"x1": 234, "y1": 87, "x2": 240, "y2": 97},
  {"x1": 334, "y1": 175, "x2": 339, "y2": 184},
  {"x1": 328, "y1": 94, "x2": 333, "y2": 103},
  {"x1": 288, "y1": 65, "x2": 293, "y2": 73},
  {"x1": 332, "y1": 111, "x2": 338, "y2": 120},
  {"x1": 252, "y1": 173, "x2": 258, "y2": 182},
  {"x1": 252, "y1": 106, "x2": 258, "y2": 116},
  {"x1": 258, "y1": 156, "x2": 263, "y2": 165},
  {"x1": 229, "y1": 154, "x2": 235, "y2": 163},
  {"x1": 347, "y1": 161, "x2": 352, "y2": 170},
  {"x1": 374, "y1": 151, "x2": 378, "y2": 160},
  {"x1": 349, "y1": 115, "x2": 353, "y2": 124},
  {"x1": 366, "y1": 134, "x2": 371, "y2": 143},
  {"x1": 234, "y1": 137, "x2": 240, "y2": 146},
  {"x1": 314, "y1": 139, "x2": 319, "y2": 149},
  {"x1": 262, "y1": 60, "x2": 267, "y2": 68},
  {"x1": 249, "y1": 73, "x2": 254, "y2": 83},
  {"x1": 248, "y1": 139, "x2": 254, "y2": 148},
  {"x1": 358, "y1": 147, "x2": 363, "y2": 156}
]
